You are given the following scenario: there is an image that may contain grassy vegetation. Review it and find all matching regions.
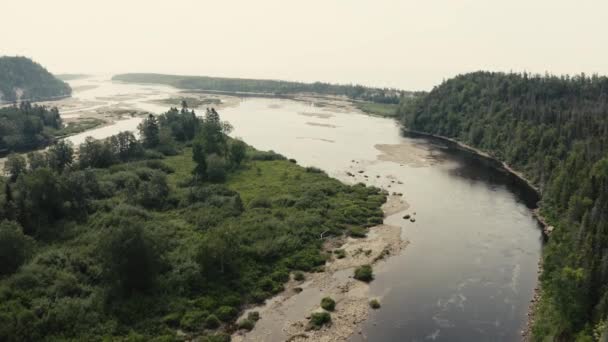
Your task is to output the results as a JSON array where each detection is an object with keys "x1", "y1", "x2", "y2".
[
  {"x1": 320, "y1": 297, "x2": 336, "y2": 311},
  {"x1": 354, "y1": 102, "x2": 399, "y2": 117},
  {"x1": 369, "y1": 299, "x2": 381, "y2": 309},
  {"x1": 308, "y1": 312, "x2": 331, "y2": 330},
  {"x1": 55, "y1": 117, "x2": 106, "y2": 137},
  {"x1": 159, "y1": 96, "x2": 222, "y2": 108},
  {"x1": 0, "y1": 134, "x2": 385, "y2": 340},
  {"x1": 354, "y1": 265, "x2": 374, "y2": 282}
]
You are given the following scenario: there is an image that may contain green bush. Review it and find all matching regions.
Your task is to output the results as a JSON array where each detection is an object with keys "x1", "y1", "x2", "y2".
[
  {"x1": 247, "y1": 311, "x2": 260, "y2": 322},
  {"x1": 202, "y1": 333, "x2": 230, "y2": 342},
  {"x1": 204, "y1": 314, "x2": 221, "y2": 329},
  {"x1": 334, "y1": 249, "x2": 346, "y2": 259},
  {"x1": 354, "y1": 265, "x2": 374, "y2": 282},
  {"x1": 0, "y1": 221, "x2": 34, "y2": 276},
  {"x1": 348, "y1": 226, "x2": 367, "y2": 238},
  {"x1": 162, "y1": 312, "x2": 182, "y2": 327},
  {"x1": 321, "y1": 297, "x2": 336, "y2": 311},
  {"x1": 237, "y1": 319, "x2": 255, "y2": 331},
  {"x1": 206, "y1": 154, "x2": 228, "y2": 182},
  {"x1": 294, "y1": 271, "x2": 305, "y2": 281},
  {"x1": 249, "y1": 196, "x2": 272, "y2": 209},
  {"x1": 369, "y1": 299, "x2": 381, "y2": 309},
  {"x1": 309, "y1": 312, "x2": 331, "y2": 329},
  {"x1": 215, "y1": 306, "x2": 237, "y2": 322},
  {"x1": 180, "y1": 310, "x2": 207, "y2": 331}
]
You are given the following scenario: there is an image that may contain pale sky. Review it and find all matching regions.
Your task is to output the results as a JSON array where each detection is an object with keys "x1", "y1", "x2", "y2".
[{"x1": 1, "y1": 0, "x2": 607, "y2": 90}]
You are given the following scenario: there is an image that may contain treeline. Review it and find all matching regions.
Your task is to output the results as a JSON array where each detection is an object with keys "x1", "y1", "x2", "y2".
[
  {"x1": 0, "y1": 56, "x2": 71, "y2": 103},
  {"x1": 400, "y1": 71, "x2": 608, "y2": 340},
  {"x1": 0, "y1": 102, "x2": 385, "y2": 341},
  {"x1": 113, "y1": 73, "x2": 410, "y2": 104},
  {"x1": 0, "y1": 102, "x2": 62, "y2": 156}
]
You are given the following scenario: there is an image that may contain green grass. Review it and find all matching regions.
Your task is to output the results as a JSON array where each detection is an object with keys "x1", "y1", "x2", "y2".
[
  {"x1": 355, "y1": 102, "x2": 399, "y2": 117},
  {"x1": 159, "y1": 96, "x2": 222, "y2": 108},
  {"x1": 55, "y1": 117, "x2": 106, "y2": 137},
  {"x1": 0, "y1": 144, "x2": 385, "y2": 341}
]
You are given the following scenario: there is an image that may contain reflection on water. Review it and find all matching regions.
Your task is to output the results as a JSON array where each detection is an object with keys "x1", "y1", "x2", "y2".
[{"x1": 54, "y1": 81, "x2": 541, "y2": 341}]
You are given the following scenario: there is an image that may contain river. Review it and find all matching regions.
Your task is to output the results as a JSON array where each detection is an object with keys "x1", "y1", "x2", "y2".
[{"x1": 56, "y1": 77, "x2": 542, "y2": 341}]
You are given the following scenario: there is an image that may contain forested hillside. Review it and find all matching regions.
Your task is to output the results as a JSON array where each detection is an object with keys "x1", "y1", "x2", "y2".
[
  {"x1": 400, "y1": 71, "x2": 608, "y2": 340},
  {"x1": 0, "y1": 56, "x2": 71, "y2": 103},
  {"x1": 0, "y1": 103, "x2": 385, "y2": 341},
  {"x1": 113, "y1": 73, "x2": 408, "y2": 104}
]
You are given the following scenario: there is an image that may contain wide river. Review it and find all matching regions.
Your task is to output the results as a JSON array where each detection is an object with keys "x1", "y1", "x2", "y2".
[{"x1": 63, "y1": 76, "x2": 542, "y2": 341}]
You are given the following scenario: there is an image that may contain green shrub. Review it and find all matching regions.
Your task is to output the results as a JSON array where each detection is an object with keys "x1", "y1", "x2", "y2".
[
  {"x1": 294, "y1": 271, "x2": 305, "y2": 281},
  {"x1": 369, "y1": 299, "x2": 381, "y2": 309},
  {"x1": 162, "y1": 312, "x2": 182, "y2": 327},
  {"x1": 249, "y1": 197, "x2": 272, "y2": 209},
  {"x1": 0, "y1": 221, "x2": 34, "y2": 276},
  {"x1": 193, "y1": 296, "x2": 217, "y2": 311},
  {"x1": 348, "y1": 226, "x2": 367, "y2": 238},
  {"x1": 247, "y1": 311, "x2": 260, "y2": 322},
  {"x1": 206, "y1": 154, "x2": 228, "y2": 182},
  {"x1": 249, "y1": 150, "x2": 285, "y2": 161},
  {"x1": 202, "y1": 333, "x2": 230, "y2": 342},
  {"x1": 237, "y1": 318, "x2": 255, "y2": 331},
  {"x1": 180, "y1": 310, "x2": 208, "y2": 331},
  {"x1": 321, "y1": 297, "x2": 335, "y2": 311},
  {"x1": 334, "y1": 249, "x2": 346, "y2": 259},
  {"x1": 204, "y1": 314, "x2": 221, "y2": 329},
  {"x1": 305, "y1": 166, "x2": 325, "y2": 174},
  {"x1": 215, "y1": 306, "x2": 237, "y2": 322},
  {"x1": 309, "y1": 312, "x2": 331, "y2": 329},
  {"x1": 354, "y1": 265, "x2": 374, "y2": 282}
]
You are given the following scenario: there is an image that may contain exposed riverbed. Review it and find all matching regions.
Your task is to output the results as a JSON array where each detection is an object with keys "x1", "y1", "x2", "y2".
[{"x1": 17, "y1": 77, "x2": 542, "y2": 341}]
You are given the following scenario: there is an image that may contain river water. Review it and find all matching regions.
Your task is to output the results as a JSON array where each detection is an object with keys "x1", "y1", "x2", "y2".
[{"x1": 59, "y1": 78, "x2": 541, "y2": 341}]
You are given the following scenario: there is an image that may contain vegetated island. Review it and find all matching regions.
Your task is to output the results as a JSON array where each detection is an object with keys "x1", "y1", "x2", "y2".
[
  {"x1": 0, "y1": 56, "x2": 71, "y2": 103},
  {"x1": 0, "y1": 102, "x2": 386, "y2": 341},
  {"x1": 112, "y1": 73, "x2": 421, "y2": 117},
  {"x1": 400, "y1": 71, "x2": 608, "y2": 341}
]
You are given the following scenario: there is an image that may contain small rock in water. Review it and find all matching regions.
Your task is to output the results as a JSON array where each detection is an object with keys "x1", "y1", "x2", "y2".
[
  {"x1": 358, "y1": 170, "x2": 364, "y2": 173},
  {"x1": 403, "y1": 214, "x2": 411, "y2": 219},
  {"x1": 410, "y1": 218, "x2": 416, "y2": 222}
]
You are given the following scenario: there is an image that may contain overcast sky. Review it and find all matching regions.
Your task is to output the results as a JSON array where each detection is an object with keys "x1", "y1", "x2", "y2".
[{"x1": 2, "y1": 0, "x2": 607, "y2": 90}]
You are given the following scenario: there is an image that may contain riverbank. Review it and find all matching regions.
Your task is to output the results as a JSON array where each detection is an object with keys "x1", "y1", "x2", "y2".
[{"x1": 232, "y1": 194, "x2": 410, "y2": 342}]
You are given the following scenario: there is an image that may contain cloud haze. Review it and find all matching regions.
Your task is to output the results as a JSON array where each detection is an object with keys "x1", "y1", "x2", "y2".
[{"x1": 2, "y1": 0, "x2": 607, "y2": 90}]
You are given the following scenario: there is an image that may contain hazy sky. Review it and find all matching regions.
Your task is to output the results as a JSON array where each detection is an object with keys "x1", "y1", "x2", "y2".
[{"x1": 2, "y1": 0, "x2": 607, "y2": 90}]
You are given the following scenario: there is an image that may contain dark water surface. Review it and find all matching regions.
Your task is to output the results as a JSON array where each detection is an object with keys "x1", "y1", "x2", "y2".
[{"x1": 352, "y1": 133, "x2": 542, "y2": 342}]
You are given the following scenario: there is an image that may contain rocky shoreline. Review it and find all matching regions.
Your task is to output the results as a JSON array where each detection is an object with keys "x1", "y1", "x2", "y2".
[{"x1": 232, "y1": 194, "x2": 409, "y2": 342}]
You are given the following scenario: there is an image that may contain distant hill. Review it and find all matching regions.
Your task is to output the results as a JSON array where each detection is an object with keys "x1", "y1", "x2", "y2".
[{"x1": 0, "y1": 56, "x2": 72, "y2": 103}]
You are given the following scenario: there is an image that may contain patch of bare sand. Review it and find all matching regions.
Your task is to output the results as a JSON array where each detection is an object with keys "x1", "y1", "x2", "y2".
[
  {"x1": 382, "y1": 194, "x2": 410, "y2": 217},
  {"x1": 306, "y1": 122, "x2": 339, "y2": 128},
  {"x1": 296, "y1": 137, "x2": 335, "y2": 143},
  {"x1": 298, "y1": 112, "x2": 334, "y2": 119},
  {"x1": 375, "y1": 143, "x2": 442, "y2": 167},
  {"x1": 232, "y1": 221, "x2": 407, "y2": 342}
]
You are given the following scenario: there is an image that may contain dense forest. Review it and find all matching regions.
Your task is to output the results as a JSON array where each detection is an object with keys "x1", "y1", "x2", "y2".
[
  {"x1": 0, "y1": 56, "x2": 71, "y2": 103},
  {"x1": 0, "y1": 102, "x2": 385, "y2": 341},
  {"x1": 400, "y1": 71, "x2": 608, "y2": 341},
  {"x1": 0, "y1": 102, "x2": 63, "y2": 156},
  {"x1": 113, "y1": 73, "x2": 411, "y2": 104}
]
